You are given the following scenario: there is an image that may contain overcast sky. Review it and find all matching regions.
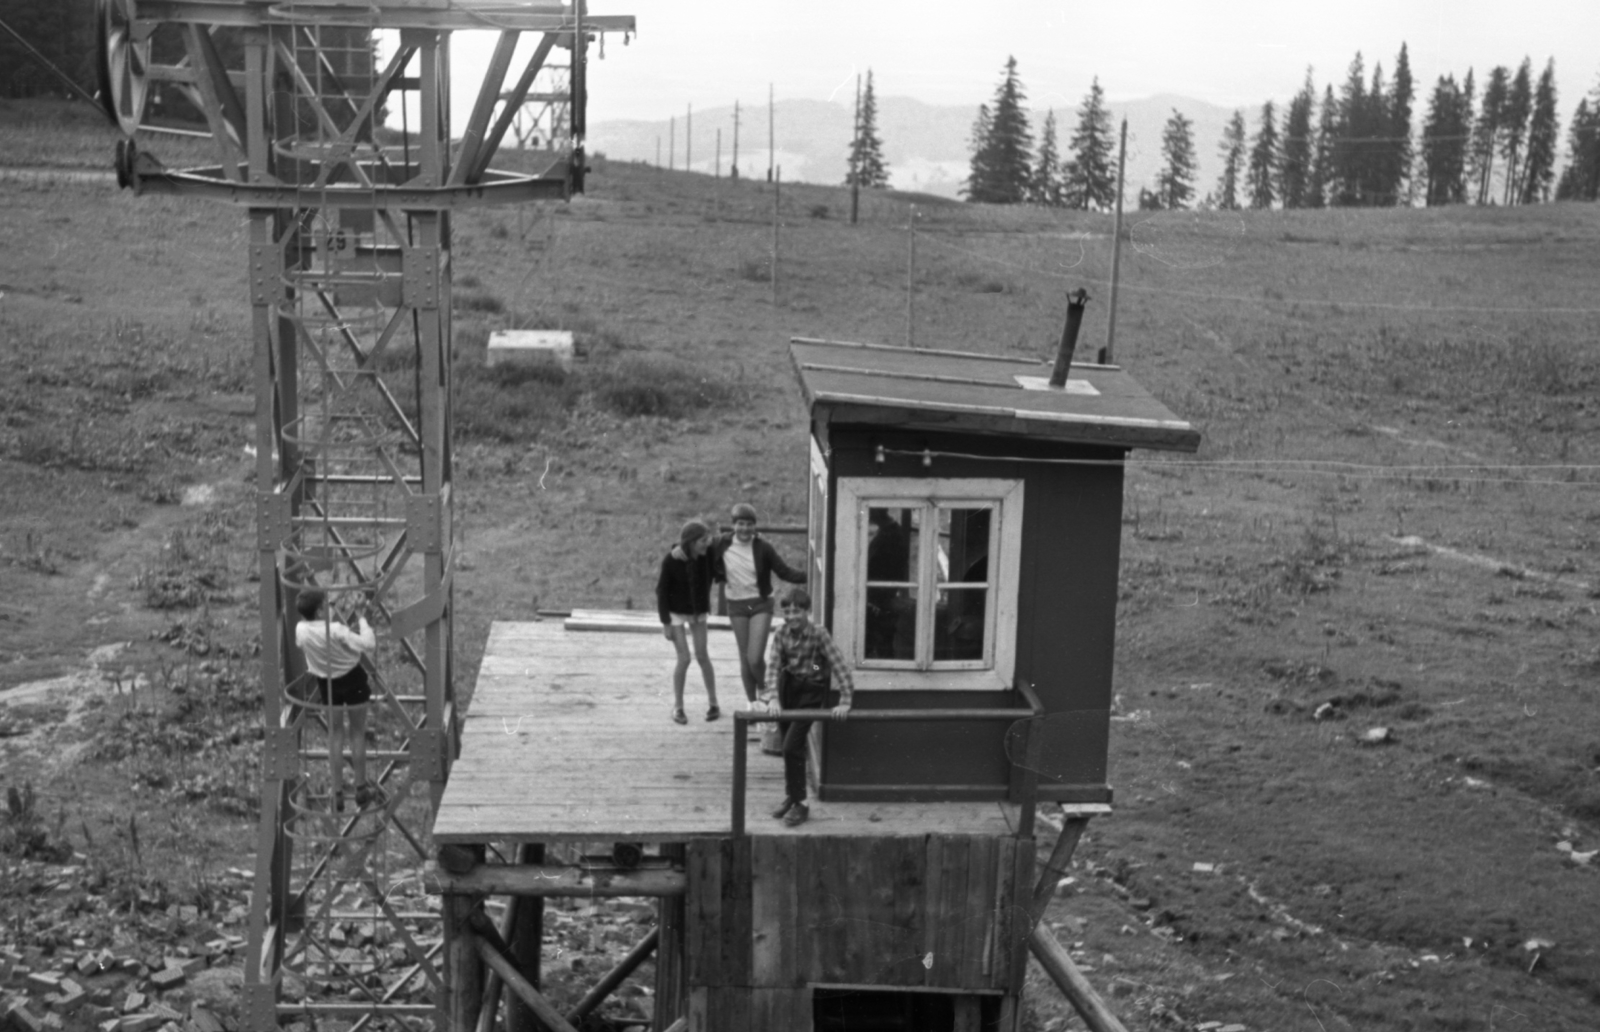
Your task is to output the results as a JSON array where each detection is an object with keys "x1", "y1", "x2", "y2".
[{"x1": 499, "y1": 0, "x2": 1600, "y2": 122}]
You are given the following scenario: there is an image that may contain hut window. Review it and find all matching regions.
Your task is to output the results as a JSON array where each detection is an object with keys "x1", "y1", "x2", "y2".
[{"x1": 835, "y1": 478, "x2": 1023, "y2": 690}]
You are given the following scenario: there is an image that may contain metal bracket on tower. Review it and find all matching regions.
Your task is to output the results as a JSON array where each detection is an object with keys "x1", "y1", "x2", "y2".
[
  {"x1": 407, "y1": 492, "x2": 444, "y2": 552},
  {"x1": 257, "y1": 492, "x2": 292, "y2": 552},
  {"x1": 241, "y1": 984, "x2": 278, "y2": 1032},
  {"x1": 248, "y1": 243, "x2": 282, "y2": 306},
  {"x1": 402, "y1": 245, "x2": 442, "y2": 310},
  {"x1": 262, "y1": 727, "x2": 300, "y2": 780},
  {"x1": 411, "y1": 728, "x2": 448, "y2": 782}
]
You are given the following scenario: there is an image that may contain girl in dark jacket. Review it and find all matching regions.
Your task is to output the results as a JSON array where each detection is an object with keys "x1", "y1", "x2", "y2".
[
  {"x1": 710, "y1": 502, "x2": 807, "y2": 707},
  {"x1": 656, "y1": 519, "x2": 721, "y2": 724}
]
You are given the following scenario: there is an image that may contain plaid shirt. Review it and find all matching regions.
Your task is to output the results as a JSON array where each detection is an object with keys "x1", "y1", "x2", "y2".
[{"x1": 761, "y1": 619, "x2": 853, "y2": 709}]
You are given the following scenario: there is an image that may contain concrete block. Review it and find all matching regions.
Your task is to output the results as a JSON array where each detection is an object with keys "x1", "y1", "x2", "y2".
[
  {"x1": 24, "y1": 974, "x2": 60, "y2": 994},
  {"x1": 5, "y1": 1001, "x2": 46, "y2": 1032},
  {"x1": 145, "y1": 970, "x2": 183, "y2": 994},
  {"x1": 485, "y1": 330, "x2": 574, "y2": 372},
  {"x1": 119, "y1": 1014, "x2": 161, "y2": 1032},
  {"x1": 119, "y1": 996, "x2": 145, "y2": 1017}
]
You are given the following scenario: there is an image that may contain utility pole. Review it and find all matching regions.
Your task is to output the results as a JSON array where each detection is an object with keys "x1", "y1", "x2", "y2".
[
  {"x1": 850, "y1": 73, "x2": 861, "y2": 225},
  {"x1": 767, "y1": 83, "x2": 774, "y2": 182},
  {"x1": 906, "y1": 205, "x2": 917, "y2": 347},
  {"x1": 655, "y1": 136, "x2": 660, "y2": 168},
  {"x1": 1104, "y1": 118, "x2": 1127, "y2": 365},
  {"x1": 731, "y1": 99, "x2": 741, "y2": 179},
  {"x1": 715, "y1": 128, "x2": 721, "y2": 178},
  {"x1": 669, "y1": 114, "x2": 675, "y2": 170},
  {"x1": 772, "y1": 166, "x2": 781, "y2": 304},
  {"x1": 686, "y1": 103, "x2": 692, "y2": 172}
]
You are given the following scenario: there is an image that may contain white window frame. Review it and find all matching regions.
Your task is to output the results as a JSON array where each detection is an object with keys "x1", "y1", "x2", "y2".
[{"x1": 834, "y1": 477, "x2": 1023, "y2": 691}]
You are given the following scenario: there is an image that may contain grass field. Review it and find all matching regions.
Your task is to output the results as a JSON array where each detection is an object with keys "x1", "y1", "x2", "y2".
[{"x1": 2, "y1": 97, "x2": 1600, "y2": 1031}]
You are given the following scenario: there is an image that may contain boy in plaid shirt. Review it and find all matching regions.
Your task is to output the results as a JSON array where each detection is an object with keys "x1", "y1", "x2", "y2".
[{"x1": 760, "y1": 588, "x2": 852, "y2": 826}]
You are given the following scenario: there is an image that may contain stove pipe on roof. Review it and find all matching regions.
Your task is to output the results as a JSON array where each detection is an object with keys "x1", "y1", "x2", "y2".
[{"x1": 1049, "y1": 288, "x2": 1091, "y2": 388}]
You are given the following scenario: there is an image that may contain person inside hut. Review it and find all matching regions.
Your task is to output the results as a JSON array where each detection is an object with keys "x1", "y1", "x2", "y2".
[
  {"x1": 865, "y1": 507, "x2": 914, "y2": 659},
  {"x1": 294, "y1": 587, "x2": 379, "y2": 812},
  {"x1": 761, "y1": 588, "x2": 853, "y2": 827},
  {"x1": 656, "y1": 519, "x2": 722, "y2": 724},
  {"x1": 710, "y1": 502, "x2": 807, "y2": 711}
]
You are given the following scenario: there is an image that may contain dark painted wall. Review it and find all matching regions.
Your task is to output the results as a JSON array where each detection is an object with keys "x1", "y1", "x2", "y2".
[{"x1": 816, "y1": 422, "x2": 1126, "y2": 803}]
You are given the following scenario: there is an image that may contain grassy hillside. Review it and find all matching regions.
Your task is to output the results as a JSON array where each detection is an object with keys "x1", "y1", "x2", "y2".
[{"x1": 3, "y1": 103, "x2": 1600, "y2": 1031}]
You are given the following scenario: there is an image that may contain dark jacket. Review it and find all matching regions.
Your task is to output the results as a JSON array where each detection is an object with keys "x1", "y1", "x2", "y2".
[
  {"x1": 657, "y1": 546, "x2": 715, "y2": 624},
  {"x1": 710, "y1": 534, "x2": 806, "y2": 599}
]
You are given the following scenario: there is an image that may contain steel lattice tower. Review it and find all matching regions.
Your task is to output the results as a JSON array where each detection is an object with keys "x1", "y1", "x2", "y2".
[{"x1": 94, "y1": 3, "x2": 632, "y2": 1028}]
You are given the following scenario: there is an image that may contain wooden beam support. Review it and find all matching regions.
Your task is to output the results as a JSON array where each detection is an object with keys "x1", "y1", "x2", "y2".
[
  {"x1": 1028, "y1": 925, "x2": 1130, "y2": 1032},
  {"x1": 565, "y1": 927, "x2": 658, "y2": 1023},
  {"x1": 1028, "y1": 817, "x2": 1089, "y2": 926},
  {"x1": 468, "y1": 912, "x2": 579, "y2": 1032},
  {"x1": 444, "y1": 894, "x2": 485, "y2": 1032},
  {"x1": 431, "y1": 862, "x2": 686, "y2": 898}
]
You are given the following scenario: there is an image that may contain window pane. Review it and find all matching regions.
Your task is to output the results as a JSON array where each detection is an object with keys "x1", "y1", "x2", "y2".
[
  {"x1": 939, "y1": 507, "x2": 992, "y2": 586},
  {"x1": 865, "y1": 586, "x2": 917, "y2": 660},
  {"x1": 934, "y1": 586, "x2": 987, "y2": 661},
  {"x1": 866, "y1": 506, "x2": 916, "y2": 584}
]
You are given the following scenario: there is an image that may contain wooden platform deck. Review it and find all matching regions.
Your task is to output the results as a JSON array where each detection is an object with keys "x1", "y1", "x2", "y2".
[{"x1": 432, "y1": 618, "x2": 1021, "y2": 844}]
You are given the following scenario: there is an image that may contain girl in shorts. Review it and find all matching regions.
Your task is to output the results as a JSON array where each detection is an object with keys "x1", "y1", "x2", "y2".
[
  {"x1": 656, "y1": 519, "x2": 721, "y2": 724},
  {"x1": 294, "y1": 588, "x2": 378, "y2": 811},
  {"x1": 710, "y1": 502, "x2": 806, "y2": 708}
]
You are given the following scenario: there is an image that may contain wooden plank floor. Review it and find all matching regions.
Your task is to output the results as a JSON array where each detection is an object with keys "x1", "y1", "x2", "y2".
[{"x1": 432, "y1": 619, "x2": 1020, "y2": 844}]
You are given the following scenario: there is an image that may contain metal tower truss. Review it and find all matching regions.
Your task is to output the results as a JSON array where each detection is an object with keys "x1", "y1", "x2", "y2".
[{"x1": 93, "y1": 3, "x2": 633, "y2": 1030}]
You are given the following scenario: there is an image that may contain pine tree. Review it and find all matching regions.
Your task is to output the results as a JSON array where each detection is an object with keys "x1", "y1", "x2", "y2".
[
  {"x1": 1518, "y1": 59, "x2": 1558, "y2": 204},
  {"x1": 1387, "y1": 44, "x2": 1415, "y2": 206},
  {"x1": 1499, "y1": 59, "x2": 1533, "y2": 203},
  {"x1": 1306, "y1": 85, "x2": 1336, "y2": 208},
  {"x1": 1555, "y1": 90, "x2": 1600, "y2": 201},
  {"x1": 846, "y1": 69, "x2": 889, "y2": 188},
  {"x1": 1278, "y1": 72, "x2": 1316, "y2": 208},
  {"x1": 1215, "y1": 109, "x2": 1246, "y2": 210},
  {"x1": 963, "y1": 57, "x2": 1033, "y2": 204},
  {"x1": 1421, "y1": 74, "x2": 1471, "y2": 205},
  {"x1": 1064, "y1": 77, "x2": 1116, "y2": 210},
  {"x1": 1245, "y1": 101, "x2": 1279, "y2": 209},
  {"x1": 1156, "y1": 108, "x2": 1196, "y2": 209},
  {"x1": 1472, "y1": 65, "x2": 1509, "y2": 203},
  {"x1": 963, "y1": 103, "x2": 994, "y2": 202},
  {"x1": 1361, "y1": 61, "x2": 1387, "y2": 204}
]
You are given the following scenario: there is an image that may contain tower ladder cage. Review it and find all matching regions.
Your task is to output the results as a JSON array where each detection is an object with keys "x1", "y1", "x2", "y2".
[{"x1": 92, "y1": 2, "x2": 634, "y2": 1030}]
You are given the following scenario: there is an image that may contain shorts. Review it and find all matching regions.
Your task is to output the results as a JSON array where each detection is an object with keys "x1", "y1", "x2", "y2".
[
  {"x1": 316, "y1": 666, "x2": 372, "y2": 706},
  {"x1": 726, "y1": 596, "x2": 774, "y2": 619},
  {"x1": 667, "y1": 612, "x2": 707, "y2": 627}
]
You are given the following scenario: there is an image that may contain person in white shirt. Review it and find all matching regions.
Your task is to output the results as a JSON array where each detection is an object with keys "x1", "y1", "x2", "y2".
[
  {"x1": 294, "y1": 588, "x2": 378, "y2": 811},
  {"x1": 710, "y1": 502, "x2": 807, "y2": 708}
]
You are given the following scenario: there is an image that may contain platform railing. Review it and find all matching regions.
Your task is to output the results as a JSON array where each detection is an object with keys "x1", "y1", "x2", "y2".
[{"x1": 729, "y1": 680, "x2": 1046, "y2": 838}]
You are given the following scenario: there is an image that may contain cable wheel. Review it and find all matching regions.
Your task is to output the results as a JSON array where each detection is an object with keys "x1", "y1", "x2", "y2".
[{"x1": 95, "y1": 0, "x2": 150, "y2": 136}]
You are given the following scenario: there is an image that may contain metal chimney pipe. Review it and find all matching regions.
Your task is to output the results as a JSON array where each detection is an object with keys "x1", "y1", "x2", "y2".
[{"x1": 1049, "y1": 288, "x2": 1090, "y2": 388}]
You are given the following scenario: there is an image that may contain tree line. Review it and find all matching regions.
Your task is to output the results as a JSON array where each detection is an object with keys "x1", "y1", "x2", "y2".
[{"x1": 959, "y1": 49, "x2": 1600, "y2": 210}]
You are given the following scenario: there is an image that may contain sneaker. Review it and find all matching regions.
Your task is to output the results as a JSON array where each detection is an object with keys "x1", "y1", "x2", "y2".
[
  {"x1": 671, "y1": 707, "x2": 688, "y2": 725},
  {"x1": 705, "y1": 705, "x2": 721, "y2": 722},
  {"x1": 783, "y1": 802, "x2": 809, "y2": 827},
  {"x1": 769, "y1": 797, "x2": 795, "y2": 820}
]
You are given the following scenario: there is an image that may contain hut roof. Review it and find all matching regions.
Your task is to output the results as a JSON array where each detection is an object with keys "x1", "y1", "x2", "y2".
[{"x1": 790, "y1": 337, "x2": 1201, "y2": 453}]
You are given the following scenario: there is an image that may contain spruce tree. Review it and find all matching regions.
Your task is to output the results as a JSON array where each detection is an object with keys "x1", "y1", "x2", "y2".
[
  {"x1": 963, "y1": 103, "x2": 994, "y2": 201},
  {"x1": 1499, "y1": 59, "x2": 1533, "y2": 203},
  {"x1": 1472, "y1": 66, "x2": 1509, "y2": 203},
  {"x1": 1068, "y1": 78, "x2": 1120, "y2": 212},
  {"x1": 1362, "y1": 61, "x2": 1388, "y2": 204},
  {"x1": 1518, "y1": 59, "x2": 1558, "y2": 204},
  {"x1": 1332, "y1": 53, "x2": 1368, "y2": 205},
  {"x1": 1065, "y1": 77, "x2": 1116, "y2": 210},
  {"x1": 963, "y1": 57, "x2": 1033, "y2": 204},
  {"x1": 1387, "y1": 44, "x2": 1415, "y2": 206},
  {"x1": 846, "y1": 69, "x2": 889, "y2": 188},
  {"x1": 1555, "y1": 91, "x2": 1600, "y2": 201},
  {"x1": 1156, "y1": 108, "x2": 1196, "y2": 210},
  {"x1": 1215, "y1": 109, "x2": 1246, "y2": 210},
  {"x1": 1246, "y1": 101, "x2": 1279, "y2": 209},
  {"x1": 1306, "y1": 85, "x2": 1337, "y2": 209},
  {"x1": 1421, "y1": 74, "x2": 1471, "y2": 205},
  {"x1": 1030, "y1": 109, "x2": 1065, "y2": 206},
  {"x1": 1278, "y1": 72, "x2": 1316, "y2": 208}
]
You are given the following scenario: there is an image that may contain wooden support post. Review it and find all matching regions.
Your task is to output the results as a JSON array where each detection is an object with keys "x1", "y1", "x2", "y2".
[
  {"x1": 469, "y1": 912, "x2": 579, "y2": 1032},
  {"x1": 654, "y1": 844, "x2": 688, "y2": 1030},
  {"x1": 444, "y1": 894, "x2": 485, "y2": 1032},
  {"x1": 906, "y1": 204, "x2": 916, "y2": 347},
  {"x1": 506, "y1": 843, "x2": 544, "y2": 1032},
  {"x1": 566, "y1": 928, "x2": 658, "y2": 1023},
  {"x1": 1029, "y1": 925, "x2": 1130, "y2": 1032},
  {"x1": 1103, "y1": 118, "x2": 1127, "y2": 365},
  {"x1": 1029, "y1": 817, "x2": 1089, "y2": 926},
  {"x1": 473, "y1": 894, "x2": 518, "y2": 1032}
]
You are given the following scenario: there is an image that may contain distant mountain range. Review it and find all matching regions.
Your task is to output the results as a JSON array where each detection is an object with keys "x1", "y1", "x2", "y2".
[{"x1": 588, "y1": 94, "x2": 1241, "y2": 201}]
